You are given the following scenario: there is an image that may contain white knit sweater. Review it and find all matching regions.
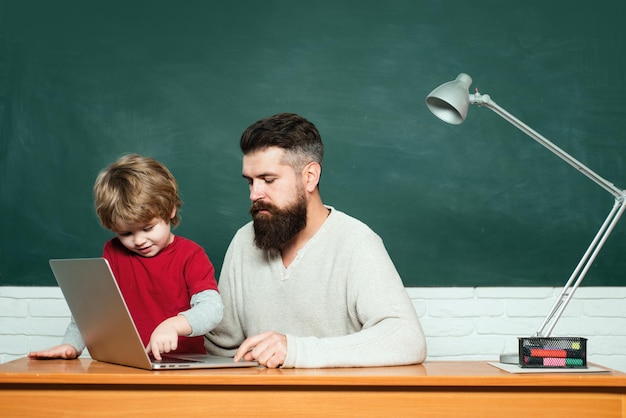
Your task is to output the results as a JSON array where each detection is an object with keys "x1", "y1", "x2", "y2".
[{"x1": 205, "y1": 206, "x2": 427, "y2": 368}]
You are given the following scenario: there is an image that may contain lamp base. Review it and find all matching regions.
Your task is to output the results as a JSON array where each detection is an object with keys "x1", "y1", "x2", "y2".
[{"x1": 499, "y1": 353, "x2": 519, "y2": 364}]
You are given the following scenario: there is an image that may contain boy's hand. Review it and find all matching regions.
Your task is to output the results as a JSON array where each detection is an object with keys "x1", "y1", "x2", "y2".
[
  {"x1": 146, "y1": 315, "x2": 192, "y2": 360},
  {"x1": 28, "y1": 344, "x2": 79, "y2": 360}
]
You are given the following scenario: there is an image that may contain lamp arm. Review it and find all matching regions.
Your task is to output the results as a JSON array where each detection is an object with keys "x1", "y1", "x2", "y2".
[
  {"x1": 536, "y1": 199, "x2": 626, "y2": 337},
  {"x1": 468, "y1": 92, "x2": 626, "y2": 337},
  {"x1": 470, "y1": 93, "x2": 625, "y2": 200}
]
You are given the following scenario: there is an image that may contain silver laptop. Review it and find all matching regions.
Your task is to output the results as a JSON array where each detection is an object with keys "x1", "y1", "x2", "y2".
[{"x1": 49, "y1": 258, "x2": 258, "y2": 370}]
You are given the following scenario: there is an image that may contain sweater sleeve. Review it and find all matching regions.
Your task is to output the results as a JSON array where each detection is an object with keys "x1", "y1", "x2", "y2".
[
  {"x1": 284, "y1": 315, "x2": 425, "y2": 368},
  {"x1": 178, "y1": 289, "x2": 223, "y2": 336},
  {"x1": 61, "y1": 316, "x2": 86, "y2": 354}
]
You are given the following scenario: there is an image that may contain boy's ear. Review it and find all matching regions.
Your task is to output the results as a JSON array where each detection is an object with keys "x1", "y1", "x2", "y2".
[{"x1": 170, "y1": 207, "x2": 177, "y2": 220}]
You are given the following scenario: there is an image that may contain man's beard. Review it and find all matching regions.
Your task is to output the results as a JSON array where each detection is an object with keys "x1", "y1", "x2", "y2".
[{"x1": 250, "y1": 191, "x2": 307, "y2": 251}]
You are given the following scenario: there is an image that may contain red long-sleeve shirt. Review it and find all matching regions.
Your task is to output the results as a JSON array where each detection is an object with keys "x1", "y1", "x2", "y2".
[{"x1": 103, "y1": 235, "x2": 217, "y2": 354}]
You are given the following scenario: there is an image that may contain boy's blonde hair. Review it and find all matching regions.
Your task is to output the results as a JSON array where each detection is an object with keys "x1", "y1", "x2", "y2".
[{"x1": 94, "y1": 154, "x2": 182, "y2": 231}]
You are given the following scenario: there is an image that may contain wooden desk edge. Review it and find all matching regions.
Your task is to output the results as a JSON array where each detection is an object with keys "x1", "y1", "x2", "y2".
[{"x1": 1, "y1": 358, "x2": 625, "y2": 389}]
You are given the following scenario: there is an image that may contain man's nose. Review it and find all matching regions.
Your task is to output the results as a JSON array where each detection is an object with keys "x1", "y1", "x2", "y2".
[{"x1": 249, "y1": 181, "x2": 265, "y2": 201}]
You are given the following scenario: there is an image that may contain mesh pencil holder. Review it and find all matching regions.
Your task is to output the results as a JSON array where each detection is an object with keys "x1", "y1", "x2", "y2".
[{"x1": 519, "y1": 337, "x2": 587, "y2": 368}]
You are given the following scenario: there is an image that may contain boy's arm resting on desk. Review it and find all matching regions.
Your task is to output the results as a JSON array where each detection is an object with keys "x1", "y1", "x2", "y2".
[
  {"x1": 28, "y1": 344, "x2": 79, "y2": 359},
  {"x1": 28, "y1": 317, "x2": 84, "y2": 359}
]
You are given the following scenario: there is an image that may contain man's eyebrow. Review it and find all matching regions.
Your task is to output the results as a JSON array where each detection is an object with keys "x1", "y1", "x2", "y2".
[{"x1": 242, "y1": 172, "x2": 277, "y2": 179}]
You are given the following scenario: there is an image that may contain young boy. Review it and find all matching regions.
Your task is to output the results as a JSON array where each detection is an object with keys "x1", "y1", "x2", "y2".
[{"x1": 29, "y1": 154, "x2": 223, "y2": 360}]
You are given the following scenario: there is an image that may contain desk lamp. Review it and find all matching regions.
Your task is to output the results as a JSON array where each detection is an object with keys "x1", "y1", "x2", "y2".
[{"x1": 425, "y1": 73, "x2": 626, "y2": 364}]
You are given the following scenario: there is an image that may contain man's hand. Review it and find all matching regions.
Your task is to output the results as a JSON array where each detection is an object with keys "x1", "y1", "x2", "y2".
[
  {"x1": 146, "y1": 315, "x2": 191, "y2": 360},
  {"x1": 234, "y1": 331, "x2": 287, "y2": 368}
]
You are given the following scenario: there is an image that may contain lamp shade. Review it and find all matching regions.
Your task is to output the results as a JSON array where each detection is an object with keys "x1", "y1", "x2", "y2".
[{"x1": 425, "y1": 73, "x2": 473, "y2": 125}]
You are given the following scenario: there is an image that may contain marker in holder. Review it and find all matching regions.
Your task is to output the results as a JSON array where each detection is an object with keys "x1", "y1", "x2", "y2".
[{"x1": 518, "y1": 337, "x2": 587, "y2": 368}]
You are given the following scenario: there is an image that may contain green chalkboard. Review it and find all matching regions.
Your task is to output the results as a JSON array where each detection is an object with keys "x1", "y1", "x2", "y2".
[{"x1": 1, "y1": 0, "x2": 625, "y2": 286}]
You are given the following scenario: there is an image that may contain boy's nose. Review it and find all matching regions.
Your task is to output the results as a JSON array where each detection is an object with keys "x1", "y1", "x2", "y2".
[{"x1": 133, "y1": 234, "x2": 147, "y2": 246}]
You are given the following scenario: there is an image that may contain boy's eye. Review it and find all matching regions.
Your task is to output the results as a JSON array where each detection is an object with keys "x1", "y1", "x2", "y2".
[
  {"x1": 143, "y1": 226, "x2": 154, "y2": 232},
  {"x1": 118, "y1": 232, "x2": 131, "y2": 237}
]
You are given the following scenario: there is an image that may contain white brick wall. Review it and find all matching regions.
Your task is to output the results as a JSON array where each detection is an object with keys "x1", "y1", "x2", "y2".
[{"x1": 2, "y1": 286, "x2": 625, "y2": 372}]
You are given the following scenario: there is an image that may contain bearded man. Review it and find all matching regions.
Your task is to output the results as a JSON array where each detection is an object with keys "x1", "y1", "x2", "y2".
[{"x1": 205, "y1": 113, "x2": 426, "y2": 368}]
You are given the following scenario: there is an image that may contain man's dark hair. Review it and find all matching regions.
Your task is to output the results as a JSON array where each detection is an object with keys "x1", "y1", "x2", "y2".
[{"x1": 240, "y1": 113, "x2": 324, "y2": 171}]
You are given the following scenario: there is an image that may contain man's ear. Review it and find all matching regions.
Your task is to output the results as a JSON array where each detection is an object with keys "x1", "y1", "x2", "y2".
[{"x1": 302, "y1": 162, "x2": 321, "y2": 192}]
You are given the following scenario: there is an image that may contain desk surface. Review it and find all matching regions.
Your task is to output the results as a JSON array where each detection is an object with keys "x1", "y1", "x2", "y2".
[
  {"x1": 1, "y1": 357, "x2": 625, "y2": 386},
  {"x1": 2, "y1": 358, "x2": 626, "y2": 418}
]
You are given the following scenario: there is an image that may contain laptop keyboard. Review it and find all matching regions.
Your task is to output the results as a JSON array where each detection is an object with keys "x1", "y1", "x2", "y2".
[{"x1": 152, "y1": 355, "x2": 199, "y2": 364}]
